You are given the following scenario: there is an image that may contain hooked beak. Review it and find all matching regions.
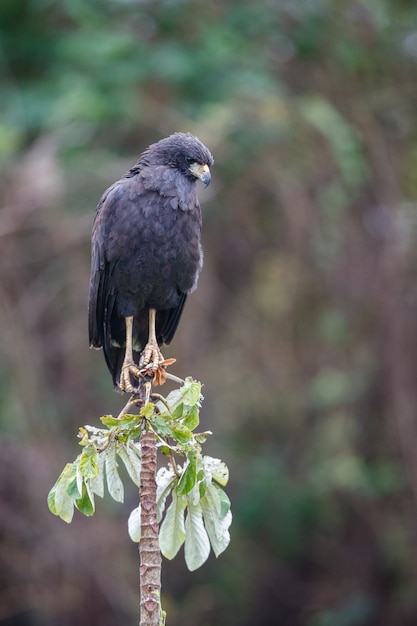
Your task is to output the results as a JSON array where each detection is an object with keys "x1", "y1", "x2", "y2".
[{"x1": 189, "y1": 162, "x2": 211, "y2": 187}]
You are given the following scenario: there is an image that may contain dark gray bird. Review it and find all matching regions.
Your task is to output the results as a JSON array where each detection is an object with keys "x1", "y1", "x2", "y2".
[{"x1": 88, "y1": 132, "x2": 213, "y2": 391}]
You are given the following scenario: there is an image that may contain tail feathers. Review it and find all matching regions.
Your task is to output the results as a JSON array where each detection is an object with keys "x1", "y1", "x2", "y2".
[
  {"x1": 157, "y1": 294, "x2": 187, "y2": 345},
  {"x1": 101, "y1": 291, "x2": 127, "y2": 388},
  {"x1": 103, "y1": 343, "x2": 123, "y2": 388}
]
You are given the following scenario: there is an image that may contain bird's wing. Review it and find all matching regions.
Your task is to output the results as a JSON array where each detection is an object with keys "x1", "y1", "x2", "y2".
[
  {"x1": 88, "y1": 183, "x2": 120, "y2": 349},
  {"x1": 156, "y1": 291, "x2": 188, "y2": 345}
]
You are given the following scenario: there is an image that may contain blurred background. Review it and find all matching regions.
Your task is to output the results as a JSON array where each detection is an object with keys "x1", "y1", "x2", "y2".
[{"x1": 1, "y1": 0, "x2": 417, "y2": 624}]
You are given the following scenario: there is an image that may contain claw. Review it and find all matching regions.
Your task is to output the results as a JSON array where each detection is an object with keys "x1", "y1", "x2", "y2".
[
  {"x1": 139, "y1": 340, "x2": 164, "y2": 370},
  {"x1": 119, "y1": 359, "x2": 141, "y2": 393},
  {"x1": 118, "y1": 312, "x2": 176, "y2": 391}
]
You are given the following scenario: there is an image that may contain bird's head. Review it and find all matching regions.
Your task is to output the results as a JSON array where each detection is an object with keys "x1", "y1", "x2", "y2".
[{"x1": 143, "y1": 132, "x2": 214, "y2": 187}]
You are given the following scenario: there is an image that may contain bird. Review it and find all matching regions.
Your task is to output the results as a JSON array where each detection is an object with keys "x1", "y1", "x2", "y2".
[{"x1": 88, "y1": 132, "x2": 214, "y2": 392}]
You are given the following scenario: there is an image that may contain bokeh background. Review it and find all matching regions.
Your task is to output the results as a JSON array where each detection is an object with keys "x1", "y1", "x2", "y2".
[{"x1": 2, "y1": 0, "x2": 417, "y2": 624}]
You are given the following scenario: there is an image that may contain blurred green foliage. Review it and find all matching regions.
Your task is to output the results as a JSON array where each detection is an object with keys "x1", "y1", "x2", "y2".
[{"x1": 1, "y1": 0, "x2": 417, "y2": 624}]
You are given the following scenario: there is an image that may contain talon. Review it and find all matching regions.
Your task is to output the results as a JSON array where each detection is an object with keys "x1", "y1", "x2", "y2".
[
  {"x1": 119, "y1": 359, "x2": 141, "y2": 393},
  {"x1": 118, "y1": 310, "x2": 176, "y2": 392},
  {"x1": 139, "y1": 341, "x2": 164, "y2": 370}
]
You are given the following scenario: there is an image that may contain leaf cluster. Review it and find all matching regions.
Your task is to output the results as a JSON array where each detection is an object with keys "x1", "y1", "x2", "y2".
[
  {"x1": 48, "y1": 378, "x2": 231, "y2": 571},
  {"x1": 152, "y1": 455, "x2": 231, "y2": 572},
  {"x1": 48, "y1": 413, "x2": 142, "y2": 522}
]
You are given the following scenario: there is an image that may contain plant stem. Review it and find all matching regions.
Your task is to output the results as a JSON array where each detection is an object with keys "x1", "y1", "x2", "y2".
[{"x1": 139, "y1": 417, "x2": 162, "y2": 625}]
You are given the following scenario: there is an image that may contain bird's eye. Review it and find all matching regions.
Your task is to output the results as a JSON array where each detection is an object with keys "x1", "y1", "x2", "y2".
[{"x1": 185, "y1": 156, "x2": 194, "y2": 165}]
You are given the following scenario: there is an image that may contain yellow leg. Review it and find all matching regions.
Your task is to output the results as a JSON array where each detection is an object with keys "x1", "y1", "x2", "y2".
[
  {"x1": 148, "y1": 308, "x2": 157, "y2": 344},
  {"x1": 140, "y1": 308, "x2": 164, "y2": 369},
  {"x1": 119, "y1": 316, "x2": 141, "y2": 392}
]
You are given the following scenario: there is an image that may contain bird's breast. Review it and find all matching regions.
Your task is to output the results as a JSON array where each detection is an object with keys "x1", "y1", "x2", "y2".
[{"x1": 108, "y1": 195, "x2": 202, "y2": 314}]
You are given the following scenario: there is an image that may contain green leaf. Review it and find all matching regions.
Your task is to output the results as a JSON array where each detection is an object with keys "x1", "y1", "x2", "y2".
[
  {"x1": 195, "y1": 431, "x2": 212, "y2": 444},
  {"x1": 120, "y1": 413, "x2": 141, "y2": 425},
  {"x1": 117, "y1": 442, "x2": 141, "y2": 487},
  {"x1": 79, "y1": 447, "x2": 99, "y2": 480},
  {"x1": 184, "y1": 498, "x2": 210, "y2": 571},
  {"x1": 212, "y1": 482, "x2": 231, "y2": 519},
  {"x1": 152, "y1": 416, "x2": 173, "y2": 437},
  {"x1": 101, "y1": 413, "x2": 140, "y2": 429},
  {"x1": 199, "y1": 480, "x2": 206, "y2": 499},
  {"x1": 128, "y1": 505, "x2": 141, "y2": 542},
  {"x1": 182, "y1": 405, "x2": 199, "y2": 430},
  {"x1": 182, "y1": 379, "x2": 202, "y2": 406},
  {"x1": 204, "y1": 456, "x2": 229, "y2": 486},
  {"x1": 76, "y1": 462, "x2": 84, "y2": 498},
  {"x1": 129, "y1": 440, "x2": 142, "y2": 458},
  {"x1": 85, "y1": 477, "x2": 95, "y2": 511},
  {"x1": 90, "y1": 451, "x2": 105, "y2": 497},
  {"x1": 172, "y1": 402, "x2": 184, "y2": 419},
  {"x1": 75, "y1": 481, "x2": 95, "y2": 516},
  {"x1": 100, "y1": 414, "x2": 120, "y2": 428},
  {"x1": 200, "y1": 483, "x2": 232, "y2": 557},
  {"x1": 77, "y1": 427, "x2": 90, "y2": 447},
  {"x1": 201, "y1": 502, "x2": 231, "y2": 558},
  {"x1": 140, "y1": 401, "x2": 155, "y2": 419},
  {"x1": 156, "y1": 467, "x2": 177, "y2": 523},
  {"x1": 47, "y1": 484, "x2": 58, "y2": 516},
  {"x1": 159, "y1": 491, "x2": 186, "y2": 559},
  {"x1": 105, "y1": 446, "x2": 124, "y2": 502},
  {"x1": 66, "y1": 466, "x2": 82, "y2": 500},
  {"x1": 176, "y1": 456, "x2": 197, "y2": 496},
  {"x1": 48, "y1": 463, "x2": 76, "y2": 523},
  {"x1": 164, "y1": 388, "x2": 182, "y2": 411},
  {"x1": 170, "y1": 423, "x2": 192, "y2": 444}
]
